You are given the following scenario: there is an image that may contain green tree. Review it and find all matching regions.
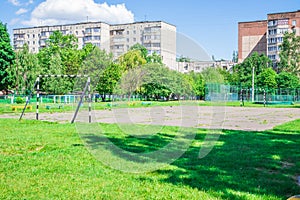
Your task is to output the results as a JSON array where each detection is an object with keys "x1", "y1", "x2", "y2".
[
  {"x1": 119, "y1": 66, "x2": 147, "y2": 100},
  {"x1": 0, "y1": 21, "x2": 15, "y2": 91},
  {"x1": 279, "y1": 32, "x2": 300, "y2": 76},
  {"x1": 42, "y1": 53, "x2": 69, "y2": 94},
  {"x1": 257, "y1": 68, "x2": 277, "y2": 89},
  {"x1": 97, "y1": 63, "x2": 123, "y2": 102},
  {"x1": 146, "y1": 52, "x2": 162, "y2": 64},
  {"x1": 130, "y1": 43, "x2": 148, "y2": 59},
  {"x1": 140, "y1": 63, "x2": 173, "y2": 100},
  {"x1": 276, "y1": 71, "x2": 300, "y2": 89},
  {"x1": 201, "y1": 67, "x2": 224, "y2": 84},
  {"x1": 118, "y1": 49, "x2": 146, "y2": 70},
  {"x1": 232, "y1": 52, "x2": 272, "y2": 88},
  {"x1": 80, "y1": 47, "x2": 113, "y2": 92},
  {"x1": 186, "y1": 71, "x2": 205, "y2": 99},
  {"x1": 37, "y1": 31, "x2": 84, "y2": 93},
  {"x1": 177, "y1": 56, "x2": 191, "y2": 62},
  {"x1": 14, "y1": 44, "x2": 39, "y2": 94}
]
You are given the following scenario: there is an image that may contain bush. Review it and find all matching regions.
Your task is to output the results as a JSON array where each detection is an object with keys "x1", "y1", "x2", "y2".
[{"x1": 15, "y1": 97, "x2": 25, "y2": 104}]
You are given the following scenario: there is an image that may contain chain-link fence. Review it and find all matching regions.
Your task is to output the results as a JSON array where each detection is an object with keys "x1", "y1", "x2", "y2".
[{"x1": 205, "y1": 84, "x2": 300, "y2": 103}]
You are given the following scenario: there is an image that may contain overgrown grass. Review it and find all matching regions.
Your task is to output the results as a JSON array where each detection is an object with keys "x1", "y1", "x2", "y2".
[{"x1": 1, "y1": 118, "x2": 300, "y2": 199}]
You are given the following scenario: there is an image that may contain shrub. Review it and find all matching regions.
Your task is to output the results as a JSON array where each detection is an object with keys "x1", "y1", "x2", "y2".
[{"x1": 15, "y1": 97, "x2": 25, "y2": 104}]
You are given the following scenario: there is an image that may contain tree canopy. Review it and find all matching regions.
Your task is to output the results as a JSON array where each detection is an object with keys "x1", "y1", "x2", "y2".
[
  {"x1": 232, "y1": 52, "x2": 272, "y2": 88},
  {"x1": 0, "y1": 21, "x2": 15, "y2": 90},
  {"x1": 279, "y1": 32, "x2": 300, "y2": 76}
]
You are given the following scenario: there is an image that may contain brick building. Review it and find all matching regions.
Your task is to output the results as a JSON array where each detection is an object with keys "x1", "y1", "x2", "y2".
[{"x1": 238, "y1": 10, "x2": 300, "y2": 64}]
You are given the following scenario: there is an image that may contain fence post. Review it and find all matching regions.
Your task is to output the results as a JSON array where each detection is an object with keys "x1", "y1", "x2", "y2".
[
  {"x1": 263, "y1": 89, "x2": 266, "y2": 107},
  {"x1": 36, "y1": 77, "x2": 40, "y2": 120},
  {"x1": 240, "y1": 89, "x2": 244, "y2": 107}
]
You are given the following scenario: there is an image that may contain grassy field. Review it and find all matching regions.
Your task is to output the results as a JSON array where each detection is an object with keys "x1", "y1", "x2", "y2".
[
  {"x1": 0, "y1": 100, "x2": 299, "y2": 115},
  {"x1": 0, "y1": 118, "x2": 300, "y2": 199}
]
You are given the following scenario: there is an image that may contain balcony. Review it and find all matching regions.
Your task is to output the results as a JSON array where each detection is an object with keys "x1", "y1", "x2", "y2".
[{"x1": 14, "y1": 35, "x2": 25, "y2": 41}]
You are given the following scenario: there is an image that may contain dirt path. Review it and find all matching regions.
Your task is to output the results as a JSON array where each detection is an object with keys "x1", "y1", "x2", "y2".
[{"x1": 1, "y1": 106, "x2": 299, "y2": 131}]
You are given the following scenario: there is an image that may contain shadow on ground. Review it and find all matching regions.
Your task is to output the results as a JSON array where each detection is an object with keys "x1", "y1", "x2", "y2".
[{"x1": 82, "y1": 125, "x2": 300, "y2": 200}]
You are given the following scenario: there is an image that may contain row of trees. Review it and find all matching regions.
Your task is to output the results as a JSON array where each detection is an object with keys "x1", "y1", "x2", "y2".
[
  {"x1": 222, "y1": 51, "x2": 300, "y2": 90},
  {"x1": 0, "y1": 20, "x2": 299, "y2": 101}
]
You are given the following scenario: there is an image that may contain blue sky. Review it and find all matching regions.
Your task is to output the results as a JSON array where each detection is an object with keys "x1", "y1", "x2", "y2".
[{"x1": 1, "y1": 0, "x2": 299, "y2": 60}]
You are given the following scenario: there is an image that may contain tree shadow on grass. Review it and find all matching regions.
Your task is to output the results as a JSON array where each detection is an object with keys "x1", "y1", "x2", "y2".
[
  {"x1": 81, "y1": 126, "x2": 300, "y2": 199},
  {"x1": 156, "y1": 130, "x2": 300, "y2": 199}
]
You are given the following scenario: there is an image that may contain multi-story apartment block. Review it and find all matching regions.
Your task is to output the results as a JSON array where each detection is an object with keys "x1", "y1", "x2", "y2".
[
  {"x1": 238, "y1": 10, "x2": 300, "y2": 65},
  {"x1": 109, "y1": 21, "x2": 176, "y2": 70},
  {"x1": 267, "y1": 11, "x2": 300, "y2": 63},
  {"x1": 13, "y1": 21, "x2": 177, "y2": 70},
  {"x1": 177, "y1": 60, "x2": 234, "y2": 73},
  {"x1": 13, "y1": 22, "x2": 111, "y2": 53}
]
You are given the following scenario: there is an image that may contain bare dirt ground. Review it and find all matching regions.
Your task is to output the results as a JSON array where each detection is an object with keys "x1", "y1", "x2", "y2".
[
  {"x1": 1, "y1": 106, "x2": 299, "y2": 131},
  {"x1": 0, "y1": 106, "x2": 300, "y2": 131}
]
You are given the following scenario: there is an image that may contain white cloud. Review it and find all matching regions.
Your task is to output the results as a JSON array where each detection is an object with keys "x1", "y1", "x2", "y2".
[
  {"x1": 16, "y1": 8, "x2": 28, "y2": 15},
  {"x1": 25, "y1": 0, "x2": 34, "y2": 5},
  {"x1": 22, "y1": 0, "x2": 134, "y2": 26},
  {"x1": 8, "y1": 0, "x2": 21, "y2": 6}
]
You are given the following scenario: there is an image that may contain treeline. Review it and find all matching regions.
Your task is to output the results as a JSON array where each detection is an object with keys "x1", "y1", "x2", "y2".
[{"x1": 0, "y1": 21, "x2": 299, "y2": 101}]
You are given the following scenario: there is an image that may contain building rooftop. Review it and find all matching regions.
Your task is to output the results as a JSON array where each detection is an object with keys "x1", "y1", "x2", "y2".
[
  {"x1": 238, "y1": 20, "x2": 267, "y2": 24},
  {"x1": 13, "y1": 20, "x2": 176, "y2": 31},
  {"x1": 267, "y1": 10, "x2": 300, "y2": 16}
]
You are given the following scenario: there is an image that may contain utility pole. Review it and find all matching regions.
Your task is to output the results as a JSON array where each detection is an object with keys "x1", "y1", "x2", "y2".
[{"x1": 251, "y1": 65, "x2": 255, "y2": 102}]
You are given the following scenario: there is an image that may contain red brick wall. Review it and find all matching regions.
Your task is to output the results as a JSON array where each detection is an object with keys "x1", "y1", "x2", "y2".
[{"x1": 238, "y1": 20, "x2": 267, "y2": 62}]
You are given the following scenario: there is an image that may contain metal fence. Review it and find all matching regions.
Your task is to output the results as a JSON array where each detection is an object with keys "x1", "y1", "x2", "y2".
[{"x1": 205, "y1": 84, "x2": 300, "y2": 103}]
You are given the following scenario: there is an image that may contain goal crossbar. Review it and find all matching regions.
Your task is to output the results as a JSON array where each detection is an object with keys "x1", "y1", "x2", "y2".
[{"x1": 19, "y1": 75, "x2": 91, "y2": 123}]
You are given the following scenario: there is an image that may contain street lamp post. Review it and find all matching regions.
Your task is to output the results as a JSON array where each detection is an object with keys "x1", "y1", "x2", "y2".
[{"x1": 251, "y1": 65, "x2": 255, "y2": 102}]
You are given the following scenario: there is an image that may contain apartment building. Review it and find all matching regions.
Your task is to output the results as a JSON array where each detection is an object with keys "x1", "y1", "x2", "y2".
[
  {"x1": 13, "y1": 21, "x2": 177, "y2": 70},
  {"x1": 238, "y1": 10, "x2": 300, "y2": 64},
  {"x1": 177, "y1": 60, "x2": 234, "y2": 73},
  {"x1": 13, "y1": 22, "x2": 110, "y2": 53}
]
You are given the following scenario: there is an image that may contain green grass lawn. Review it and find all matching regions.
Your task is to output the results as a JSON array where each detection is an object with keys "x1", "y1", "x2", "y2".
[
  {"x1": 1, "y1": 118, "x2": 300, "y2": 199},
  {"x1": 0, "y1": 100, "x2": 299, "y2": 115}
]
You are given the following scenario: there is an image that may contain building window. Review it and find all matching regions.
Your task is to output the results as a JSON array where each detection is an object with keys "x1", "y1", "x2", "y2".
[
  {"x1": 127, "y1": 38, "x2": 129, "y2": 42},
  {"x1": 133, "y1": 38, "x2": 136, "y2": 42},
  {"x1": 94, "y1": 27, "x2": 101, "y2": 32},
  {"x1": 278, "y1": 19, "x2": 288, "y2": 25},
  {"x1": 268, "y1": 29, "x2": 277, "y2": 35},
  {"x1": 268, "y1": 55, "x2": 276, "y2": 60},
  {"x1": 152, "y1": 43, "x2": 161, "y2": 47},
  {"x1": 268, "y1": 20, "x2": 277, "y2": 26},
  {"x1": 133, "y1": 30, "x2": 136, "y2": 34},
  {"x1": 94, "y1": 43, "x2": 101, "y2": 47},
  {"x1": 85, "y1": 28, "x2": 92, "y2": 33},
  {"x1": 127, "y1": 31, "x2": 129, "y2": 35},
  {"x1": 292, "y1": 20, "x2": 296, "y2": 26}
]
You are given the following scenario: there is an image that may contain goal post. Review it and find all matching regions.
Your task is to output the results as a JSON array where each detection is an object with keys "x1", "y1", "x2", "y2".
[{"x1": 19, "y1": 75, "x2": 91, "y2": 123}]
